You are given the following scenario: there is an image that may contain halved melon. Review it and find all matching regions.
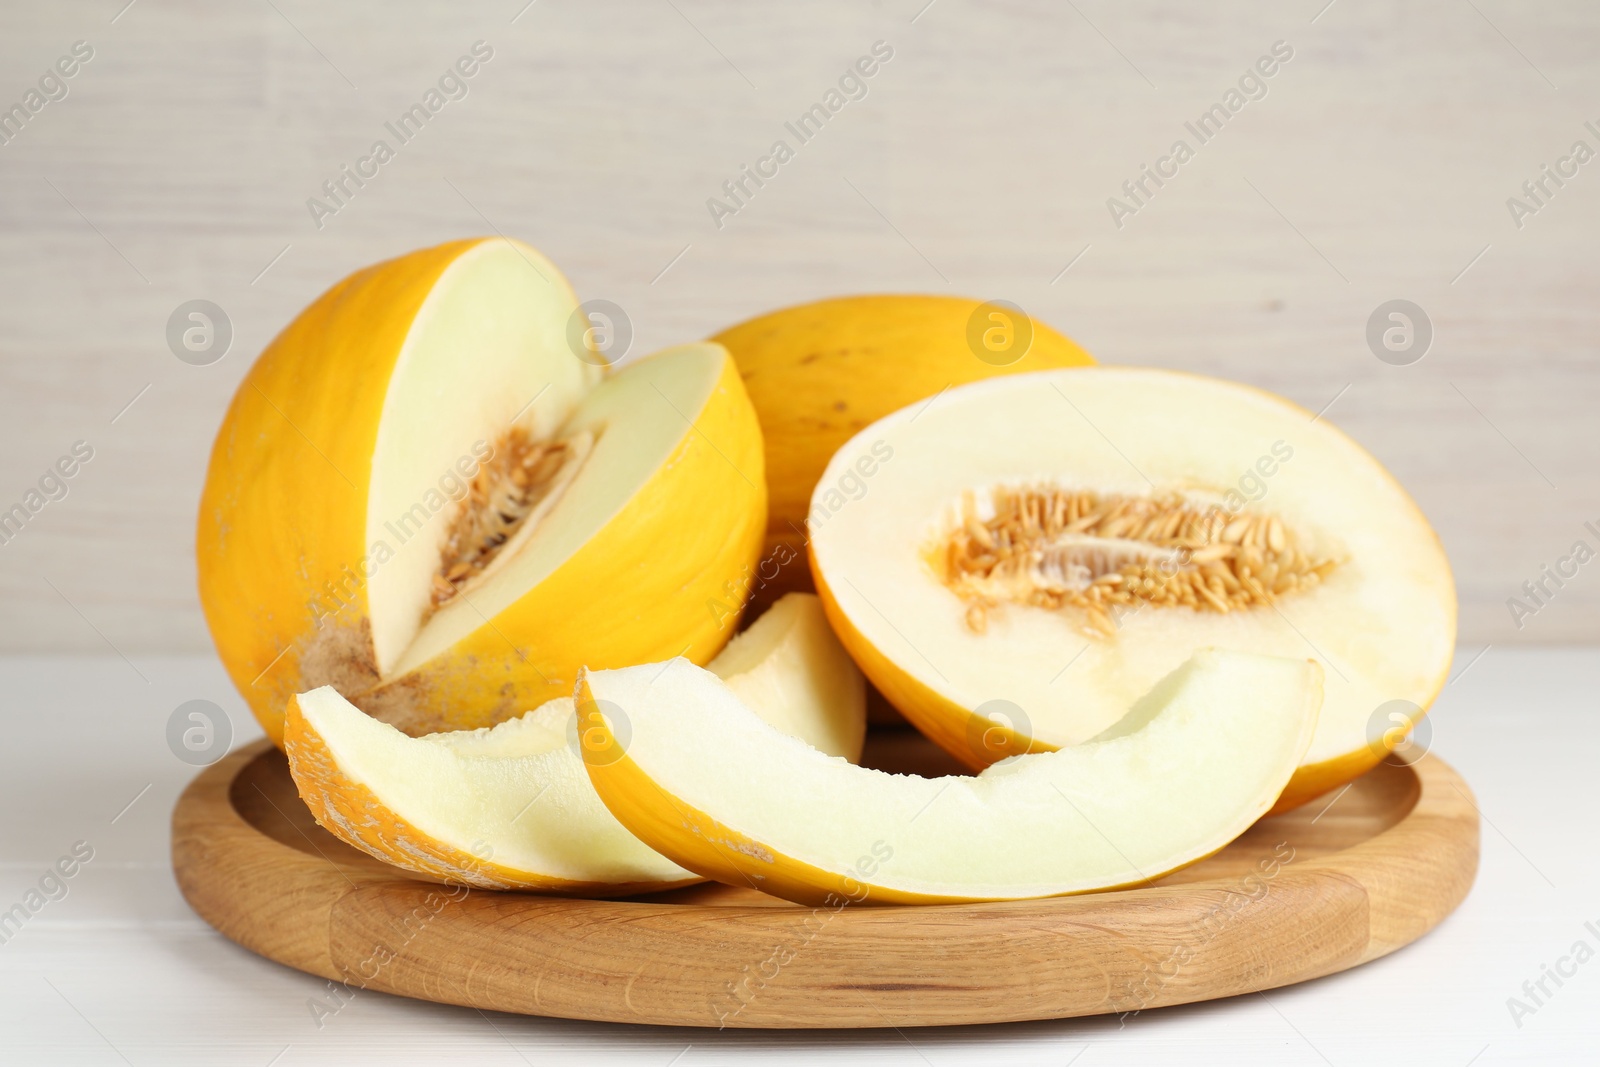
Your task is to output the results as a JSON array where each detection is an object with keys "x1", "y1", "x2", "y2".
[
  {"x1": 286, "y1": 593, "x2": 865, "y2": 892},
  {"x1": 808, "y1": 367, "x2": 1456, "y2": 811},
  {"x1": 198, "y1": 238, "x2": 765, "y2": 743},
  {"x1": 580, "y1": 649, "x2": 1321, "y2": 904}
]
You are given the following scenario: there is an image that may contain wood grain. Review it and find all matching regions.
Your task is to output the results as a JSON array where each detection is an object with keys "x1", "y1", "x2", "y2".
[{"x1": 171, "y1": 732, "x2": 1478, "y2": 1029}]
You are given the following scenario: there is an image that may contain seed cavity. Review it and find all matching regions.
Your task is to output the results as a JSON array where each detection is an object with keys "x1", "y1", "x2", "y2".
[
  {"x1": 429, "y1": 426, "x2": 594, "y2": 615},
  {"x1": 933, "y1": 485, "x2": 1339, "y2": 637}
]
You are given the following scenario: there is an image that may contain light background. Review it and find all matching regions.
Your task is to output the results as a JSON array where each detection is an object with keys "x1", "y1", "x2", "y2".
[{"x1": 1, "y1": 0, "x2": 1596, "y2": 654}]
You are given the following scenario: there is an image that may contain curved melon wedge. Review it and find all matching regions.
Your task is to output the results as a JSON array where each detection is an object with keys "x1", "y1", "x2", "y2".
[
  {"x1": 580, "y1": 649, "x2": 1322, "y2": 905},
  {"x1": 287, "y1": 691, "x2": 681, "y2": 893},
  {"x1": 285, "y1": 593, "x2": 865, "y2": 893}
]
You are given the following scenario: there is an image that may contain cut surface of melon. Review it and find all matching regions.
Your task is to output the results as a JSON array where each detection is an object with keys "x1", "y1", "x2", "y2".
[
  {"x1": 580, "y1": 650, "x2": 1321, "y2": 904},
  {"x1": 808, "y1": 367, "x2": 1455, "y2": 809},
  {"x1": 709, "y1": 592, "x2": 866, "y2": 761},
  {"x1": 385, "y1": 341, "x2": 739, "y2": 680},
  {"x1": 289, "y1": 690, "x2": 679, "y2": 892},
  {"x1": 286, "y1": 593, "x2": 864, "y2": 891},
  {"x1": 364, "y1": 239, "x2": 601, "y2": 677}
]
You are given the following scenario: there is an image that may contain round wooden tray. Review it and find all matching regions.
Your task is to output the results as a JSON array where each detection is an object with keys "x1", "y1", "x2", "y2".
[{"x1": 172, "y1": 732, "x2": 1478, "y2": 1029}]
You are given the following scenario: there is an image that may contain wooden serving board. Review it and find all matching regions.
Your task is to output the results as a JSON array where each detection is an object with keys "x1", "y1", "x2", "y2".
[{"x1": 172, "y1": 732, "x2": 1478, "y2": 1029}]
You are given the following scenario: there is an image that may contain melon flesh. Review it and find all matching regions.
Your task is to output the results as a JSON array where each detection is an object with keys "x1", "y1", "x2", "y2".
[
  {"x1": 365, "y1": 240, "x2": 600, "y2": 676},
  {"x1": 709, "y1": 590, "x2": 866, "y2": 761},
  {"x1": 295, "y1": 691, "x2": 674, "y2": 888},
  {"x1": 387, "y1": 342, "x2": 734, "y2": 679},
  {"x1": 579, "y1": 649, "x2": 1321, "y2": 904},
  {"x1": 808, "y1": 367, "x2": 1455, "y2": 806}
]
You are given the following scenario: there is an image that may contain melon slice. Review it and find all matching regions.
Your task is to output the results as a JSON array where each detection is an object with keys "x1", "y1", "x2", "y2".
[
  {"x1": 579, "y1": 649, "x2": 1321, "y2": 904},
  {"x1": 808, "y1": 367, "x2": 1456, "y2": 811},
  {"x1": 286, "y1": 593, "x2": 866, "y2": 892},
  {"x1": 198, "y1": 238, "x2": 765, "y2": 743}
]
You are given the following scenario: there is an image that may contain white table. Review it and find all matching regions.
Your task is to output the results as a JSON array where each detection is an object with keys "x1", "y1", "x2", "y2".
[{"x1": 0, "y1": 647, "x2": 1594, "y2": 1065}]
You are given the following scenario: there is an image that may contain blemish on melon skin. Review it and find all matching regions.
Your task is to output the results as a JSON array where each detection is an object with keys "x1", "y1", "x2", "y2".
[
  {"x1": 723, "y1": 839, "x2": 776, "y2": 865},
  {"x1": 681, "y1": 817, "x2": 776, "y2": 865}
]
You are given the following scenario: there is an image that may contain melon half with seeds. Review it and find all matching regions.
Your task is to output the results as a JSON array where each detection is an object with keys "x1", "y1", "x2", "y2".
[
  {"x1": 198, "y1": 238, "x2": 765, "y2": 743},
  {"x1": 808, "y1": 367, "x2": 1456, "y2": 810}
]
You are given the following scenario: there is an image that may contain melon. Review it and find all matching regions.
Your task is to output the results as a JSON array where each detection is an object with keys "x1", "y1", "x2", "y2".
[
  {"x1": 286, "y1": 593, "x2": 864, "y2": 893},
  {"x1": 807, "y1": 367, "x2": 1456, "y2": 810},
  {"x1": 198, "y1": 238, "x2": 765, "y2": 742},
  {"x1": 579, "y1": 649, "x2": 1321, "y2": 904},
  {"x1": 711, "y1": 294, "x2": 1093, "y2": 602}
]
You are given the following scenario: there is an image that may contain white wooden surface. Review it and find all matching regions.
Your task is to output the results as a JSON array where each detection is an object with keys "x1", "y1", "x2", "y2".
[
  {"x1": 0, "y1": 646, "x2": 1592, "y2": 1064},
  {"x1": 0, "y1": 0, "x2": 1597, "y2": 652}
]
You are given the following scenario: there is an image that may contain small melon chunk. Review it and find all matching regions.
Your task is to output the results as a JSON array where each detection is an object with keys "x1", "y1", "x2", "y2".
[{"x1": 710, "y1": 590, "x2": 866, "y2": 761}]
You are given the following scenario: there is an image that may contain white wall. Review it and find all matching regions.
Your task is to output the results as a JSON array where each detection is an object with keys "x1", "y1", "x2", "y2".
[{"x1": 0, "y1": 0, "x2": 1595, "y2": 652}]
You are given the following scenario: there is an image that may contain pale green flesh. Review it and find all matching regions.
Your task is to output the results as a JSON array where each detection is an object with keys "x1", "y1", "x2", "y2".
[
  {"x1": 389, "y1": 342, "x2": 725, "y2": 678},
  {"x1": 587, "y1": 649, "x2": 1321, "y2": 900},
  {"x1": 300, "y1": 688, "x2": 691, "y2": 884},
  {"x1": 368, "y1": 238, "x2": 599, "y2": 677}
]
